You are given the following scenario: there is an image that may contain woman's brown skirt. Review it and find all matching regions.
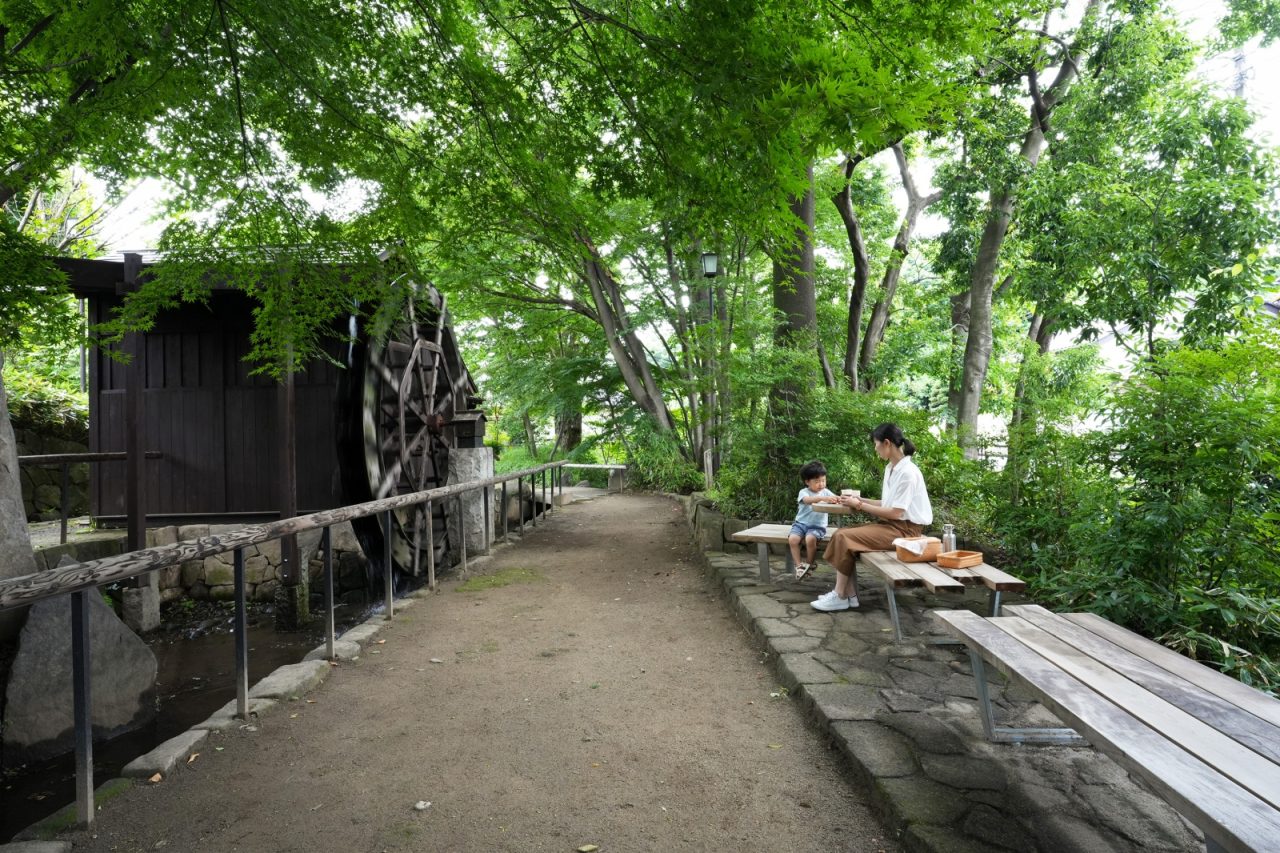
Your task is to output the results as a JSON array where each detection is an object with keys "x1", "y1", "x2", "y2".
[{"x1": 823, "y1": 519, "x2": 924, "y2": 575}]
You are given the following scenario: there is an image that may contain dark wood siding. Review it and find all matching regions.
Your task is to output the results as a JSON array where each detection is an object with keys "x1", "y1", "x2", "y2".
[{"x1": 88, "y1": 292, "x2": 344, "y2": 520}]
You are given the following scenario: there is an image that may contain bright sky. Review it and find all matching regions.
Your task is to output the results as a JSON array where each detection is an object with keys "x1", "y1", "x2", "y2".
[{"x1": 94, "y1": 1, "x2": 1279, "y2": 254}]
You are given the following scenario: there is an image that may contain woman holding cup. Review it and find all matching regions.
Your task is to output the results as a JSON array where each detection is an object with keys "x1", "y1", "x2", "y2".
[{"x1": 810, "y1": 423, "x2": 933, "y2": 612}]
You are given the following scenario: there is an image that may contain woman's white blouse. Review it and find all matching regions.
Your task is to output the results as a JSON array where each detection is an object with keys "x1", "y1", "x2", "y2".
[{"x1": 880, "y1": 455, "x2": 933, "y2": 526}]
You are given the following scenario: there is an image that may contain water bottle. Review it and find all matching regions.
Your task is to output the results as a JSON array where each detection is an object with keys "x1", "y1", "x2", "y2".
[{"x1": 942, "y1": 524, "x2": 956, "y2": 553}]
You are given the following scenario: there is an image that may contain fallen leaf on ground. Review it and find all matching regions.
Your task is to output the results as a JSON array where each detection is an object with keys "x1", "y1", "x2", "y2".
[
  {"x1": 148, "y1": 773, "x2": 163, "y2": 784},
  {"x1": 376, "y1": 639, "x2": 386, "y2": 644},
  {"x1": 306, "y1": 699, "x2": 316, "y2": 704},
  {"x1": 577, "y1": 846, "x2": 599, "y2": 852},
  {"x1": 429, "y1": 658, "x2": 444, "y2": 664},
  {"x1": 214, "y1": 747, "x2": 224, "y2": 752},
  {"x1": 186, "y1": 753, "x2": 199, "y2": 764},
  {"x1": 413, "y1": 801, "x2": 431, "y2": 811},
  {"x1": 290, "y1": 713, "x2": 299, "y2": 719},
  {"x1": 767, "y1": 744, "x2": 783, "y2": 749}
]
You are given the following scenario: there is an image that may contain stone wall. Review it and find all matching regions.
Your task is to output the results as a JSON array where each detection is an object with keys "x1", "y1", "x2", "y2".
[
  {"x1": 144, "y1": 521, "x2": 370, "y2": 604},
  {"x1": 13, "y1": 426, "x2": 89, "y2": 522},
  {"x1": 674, "y1": 491, "x2": 775, "y2": 556}
]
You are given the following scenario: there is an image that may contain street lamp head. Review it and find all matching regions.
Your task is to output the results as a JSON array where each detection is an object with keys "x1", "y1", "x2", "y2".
[{"x1": 700, "y1": 251, "x2": 719, "y2": 278}]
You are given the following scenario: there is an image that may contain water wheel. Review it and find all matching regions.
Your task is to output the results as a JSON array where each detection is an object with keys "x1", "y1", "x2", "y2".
[{"x1": 336, "y1": 280, "x2": 475, "y2": 585}]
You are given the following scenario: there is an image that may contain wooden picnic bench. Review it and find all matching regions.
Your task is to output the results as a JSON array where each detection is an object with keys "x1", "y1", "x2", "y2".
[
  {"x1": 935, "y1": 604, "x2": 1280, "y2": 853},
  {"x1": 861, "y1": 550, "x2": 1025, "y2": 643},
  {"x1": 729, "y1": 523, "x2": 832, "y2": 582}
]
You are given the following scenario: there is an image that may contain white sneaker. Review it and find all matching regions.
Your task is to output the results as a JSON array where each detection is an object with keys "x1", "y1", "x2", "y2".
[{"x1": 811, "y1": 591, "x2": 858, "y2": 612}]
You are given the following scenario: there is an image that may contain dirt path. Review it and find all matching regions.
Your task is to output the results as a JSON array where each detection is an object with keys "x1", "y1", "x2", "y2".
[{"x1": 63, "y1": 494, "x2": 897, "y2": 853}]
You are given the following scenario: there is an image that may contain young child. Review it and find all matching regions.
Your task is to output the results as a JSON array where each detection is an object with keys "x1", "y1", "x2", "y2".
[{"x1": 791, "y1": 460, "x2": 835, "y2": 580}]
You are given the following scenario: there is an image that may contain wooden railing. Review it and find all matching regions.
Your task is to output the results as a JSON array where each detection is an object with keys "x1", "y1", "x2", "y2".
[
  {"x1": 0, "y1": 459, "x2": 570, "y2": 829},
  {"x1": 17, "y1": 451, "x2": 163, "y2": 544}
]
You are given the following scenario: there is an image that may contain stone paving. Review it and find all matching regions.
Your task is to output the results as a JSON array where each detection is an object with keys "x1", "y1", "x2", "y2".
[{"x1": 696, "y1": 546, "x2": 1204, "y2": 853}]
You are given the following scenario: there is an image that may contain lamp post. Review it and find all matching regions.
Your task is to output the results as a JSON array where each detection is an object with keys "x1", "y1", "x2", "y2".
[{"x1": 700, "y1": 251, "x2": 719, "y2": 278}]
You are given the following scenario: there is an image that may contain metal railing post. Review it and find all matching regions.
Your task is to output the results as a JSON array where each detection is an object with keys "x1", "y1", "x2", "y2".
[
  {"x1": 483, "y1": 485, "x2": 491, "y2": 552},
  {"x1": 541, "y1": 468, "x2": 547, "y2": 517},
  {"x1": 501, "y1": 480, "x2": 509, "y2": 543},
  {"x1": 71, "y1": 589, "x2": 93, "y2": 826},
  {"x1": 234, "y1": 548, "x2": 248, "y2": 718},
  {"x1": 322, "y1": 527, "x2": 335, "y2": 660},
  {"x1": 383, "y1": 510, "x2": 394, "y2": 619},
  {"x1": 60, "y1": 462, "x2": 71, "y2": 545},
  {"x1": 518, "y1": 476, "x2": 525, "y2": 535},
  {"x1": 458, "y1": 495, "x2": 468, "y2": 573},
  {"x1": 426, "y1": 499, "x2": 436, "y2": 589}
]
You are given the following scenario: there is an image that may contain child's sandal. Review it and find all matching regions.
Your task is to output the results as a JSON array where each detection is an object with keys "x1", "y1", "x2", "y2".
[{"x1": 794, "y1": 562, "x2": 814, "y2": 580}]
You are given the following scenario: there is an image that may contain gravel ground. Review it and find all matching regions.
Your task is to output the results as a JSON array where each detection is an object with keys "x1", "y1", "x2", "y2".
[{"x1": 61, "y1": 493, "x2": 898, "y2": 853}]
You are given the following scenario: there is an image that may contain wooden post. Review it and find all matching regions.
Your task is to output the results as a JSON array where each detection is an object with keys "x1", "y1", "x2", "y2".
[
  {"x1": 121, "y1": 253, "x2": 144, "y2": 552},
  {"x1": 278, "y1": 365, "x2": 299, "y2": 585}
]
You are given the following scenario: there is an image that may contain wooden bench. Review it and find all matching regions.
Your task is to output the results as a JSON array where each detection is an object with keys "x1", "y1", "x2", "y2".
[
  {"x1": 935, "y1": 604, "x2": 1280, "y2": 853},
  {"x1": 861, "y1": 550, "x2": 1025, "y2": 643},
  {"x1": 729, "y1": 523, "x2": 832, "y2": 582}
]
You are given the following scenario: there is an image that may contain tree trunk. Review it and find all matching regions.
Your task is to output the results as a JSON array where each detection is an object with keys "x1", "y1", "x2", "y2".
[
  {"x1": 556, "y1": 411, "x2": 583, "y2": 453},
  {"x1": 946, "y1": 290, "x2": 971, "y2": 430},
  {"x1": 1008, "y1": 314, "x2": 1055, "y2": 507},
  {"x1": 0, "y1": 359, "x2": 39, "y2": 640},
  {"x1": 522, "y1": 412, "x2": 538, "y2": 457},
  {"x1": 832, "y1": 157, "x2": 870, "y2": 390},
  {"x1": 955, "y1": 1, "x2": 1097, "y2": 457},
  {"x1": 770, "y1": 162, "x2": 817, "y2": 423},
  {"x1": 580, "y1": 235, "x2": 676, "y2": 434},
  {"x1": 859, "y1": 144, "x2": 941, "y2": 386}
]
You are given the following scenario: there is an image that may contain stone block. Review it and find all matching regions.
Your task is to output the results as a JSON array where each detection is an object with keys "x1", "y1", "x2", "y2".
[
  {"x1": 303, "y1": 639, "x2": 361, "y2": 662},
  {"x1": 122, "y1": 729, "x2": 209, "y2": 778},
  {"x1": 694, "y1": 507, "x2": 726, "y2": 552},
  {"x1": 145, "y1": 526, "x2": 179, "y2": 548},
  {"x1": 193, "y1": 698, "x2": 278, "y2": 732},
  {"x1": 247, "y1": 660, "x2": 330, "y2": 701},
  {"x1": 329, "y1": 521, "x2": 361, "y2": 552},
  {"x1": 176, "y1": 524, "x2": 210, "y2": 542},
  {"x1": 803, "y1": 682, "x2": 882, "y2": 722},
  {"x1": 340, "y1": 623, "x2": 384, "y2": 645},
  {"x1": 919, "y1": 752, "x2": 1007, "y2": 791},
  {"x1": 875, "y1": 710, "x2": 968, "y2": 755},
  {"x1": 254, "y1": 578, "x2": 280, "y2": 602},
  {"x1": 958, "y1": 804, "x2": 1037, "y2": 851},
  {"x1": 204, "y1": 558, "x2": 234, "y2": 587},
  {"x1": 208, "y1": 584, "x2": 236, "y2": 601},
  {"x1": 181, "y1": 560, "x2": 204, "y2": 588},
  {"x1": 3, "y1": 589, "x2": 156, "y2": 765},
  {"x1": 877, "y1": 775, "x2": 971, "y2": 827},
  {"x1": 245, "y1": 555, "x2": 271, "y2": 584},
  {"x1": 159, "y1": 565, "x2": 181, "y2": 590},
  {"x1": 776, "y1": 653, "x2": 840, "y2": 689},
  {"x1": 1, "y1": 841, "x2": 74, "y2": 852},
  {"x1": 736, "y1": 593, "x2": 790, "y2": 621},
  {"x1": 830, "y1": 720, "x2": 918, "y2": 778},
  {"x1": 121, "y1": 581, "x2": 160, "y2": 633},
  {"x1": 905, "y1": 824, "x2": 1006, "y2": 853}
]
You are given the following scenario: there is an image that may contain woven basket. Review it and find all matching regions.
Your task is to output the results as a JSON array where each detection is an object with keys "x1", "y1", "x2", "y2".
[{"x1": 895, "y1": 537, "x2": 941, "y2": 563}]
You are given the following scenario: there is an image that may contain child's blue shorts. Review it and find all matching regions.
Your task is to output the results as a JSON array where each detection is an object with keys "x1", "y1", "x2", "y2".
[{"x1": 789, "y1": 522, "x2": 828, "y2": 540}]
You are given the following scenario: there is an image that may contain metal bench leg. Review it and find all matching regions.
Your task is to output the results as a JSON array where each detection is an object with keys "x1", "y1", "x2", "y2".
[
  {"x1": 968, "y1": 651, "x2": 1085, "y2": 745},
  {"x1": 989, "y1": 589, "x2": 1004, "y2": 616},
  {"x1": 756, "y1": 543, "x2": 771, "y2": 583},
  {"x1": 885, "y1": 580, "x2": 904, "y2": 643}
]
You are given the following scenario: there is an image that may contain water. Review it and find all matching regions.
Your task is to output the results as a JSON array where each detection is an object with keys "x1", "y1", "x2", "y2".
[{"x1": 0, "y1": 601, "x2": 370, "y2": 841}]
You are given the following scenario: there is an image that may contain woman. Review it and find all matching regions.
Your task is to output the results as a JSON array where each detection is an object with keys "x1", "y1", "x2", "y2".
[{"x1": 811, "y1": 422, "x2": 933, "y2": 612}]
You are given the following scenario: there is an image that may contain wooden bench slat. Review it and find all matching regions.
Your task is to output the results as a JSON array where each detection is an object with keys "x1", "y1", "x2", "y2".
[
  {"x1": 992, "y1": 615, "x2": 1280, "y2": 809},
  {"x1": 934, "y1": 610, "x2": 1280, "y2": 853},
  {"x1": 730, "y1": 523, "x2": 832, "y2": 547},
  {"x1": 1005, "y1": 605, "x2": 1280, "y2": 766},
  {"x1": 911, "y1": 563, "x2": 967, "y2": 594},
  {"x1": 964, "y1": 564, "x2": 1025, "y2": 591},
  {"x1": 862, "y1": 551, "x2": 930, "y2": 588},
  {"x1": 861, "y1": 551, "x2": 966, "y2": 593},
  {"x1": 1063, "y1": 611, "x2": 1280, "y2": 731}
]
